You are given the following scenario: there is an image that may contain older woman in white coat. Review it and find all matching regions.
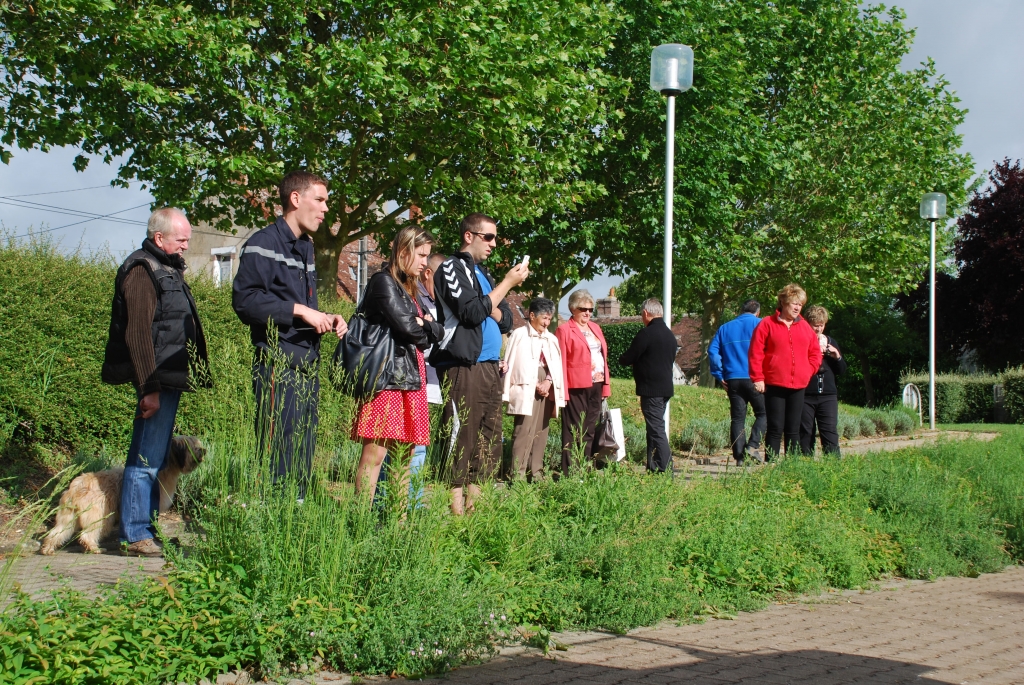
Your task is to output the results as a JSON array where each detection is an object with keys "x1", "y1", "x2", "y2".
[{"x1": 502, "y1": 298, "x2": 565, "y2": 481}]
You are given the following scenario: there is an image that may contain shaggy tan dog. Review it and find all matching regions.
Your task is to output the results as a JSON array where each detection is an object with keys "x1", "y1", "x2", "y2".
[{"x1": 39, "y1": 436, "x2": 204, "y2": 555}]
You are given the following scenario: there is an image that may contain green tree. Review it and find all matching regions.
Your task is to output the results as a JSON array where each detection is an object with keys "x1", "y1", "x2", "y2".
[
  {"x1": 0, "y1": 0, "x2": 626, "y2": 286},
  {"x1": 549, "y1": 0, "x2": 974, "y2": 384}
]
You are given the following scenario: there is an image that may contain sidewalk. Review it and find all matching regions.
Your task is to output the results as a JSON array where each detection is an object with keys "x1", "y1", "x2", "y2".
[{"x1": 424, "y1": 566, "x2": 1024, "y2": 685}]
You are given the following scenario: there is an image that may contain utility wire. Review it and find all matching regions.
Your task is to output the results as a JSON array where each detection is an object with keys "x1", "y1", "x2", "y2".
[
  {"x1": 3, "y1": 183, "x2": 135, "y2": 198},
  {"x1": 11, "y1": 202, "x2": 153, "y2": 237},
  {"x1": 0, "y1": 198, "x2": 145, "y2": 226}
]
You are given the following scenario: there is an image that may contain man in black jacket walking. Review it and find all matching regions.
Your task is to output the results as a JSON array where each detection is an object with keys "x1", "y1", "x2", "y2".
[
  {"x1": 618, "y1": 298, "x2": 679, "y2": 473},
  {"x1": 102, "y1": 208, "x2": 210, "y2": 556},
  {"x1": 233, "y1": 171, "x2": 347, "y2": 498},
  {"x1": 432, "y1": 213, "x2": 528, "y2": 514}
]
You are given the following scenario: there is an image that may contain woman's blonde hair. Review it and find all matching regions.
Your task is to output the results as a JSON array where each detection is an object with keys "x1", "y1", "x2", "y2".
[
  {"x1": 389, "y1": 225, "x2": 435, "y2": 297},
  {"x1": 567, "y1": 289, "x2": 594, "y2": 311},
  {"x1": 804, "y1": 305, "x2": 829, "y2": 326},
  {"x1": 776, "y1": 283, "x2": 807, "y2": 311}
]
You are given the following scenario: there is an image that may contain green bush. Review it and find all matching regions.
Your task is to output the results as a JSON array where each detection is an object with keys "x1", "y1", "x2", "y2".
[
  {"x1": 890, "y1": 410, "x2": 916, "y2": 435},
  {"x1": 901, "y1": 373, "x2": 998, "y2": 424},
  {"x1": 679, "y1": 417, "x2": 729, "y2": 455},
  {"x1": 863, "y1": 410, "x2": 894, "y2": 436},
  {"x1": 601, "y1": 322, "x2": 645, "y2": 379},
  {"x1": 858, "y1": 415, "x2": 877, "y2": 437},
  {"x1": 1003, "y1": 368, "x2": 1024, "y2": 424},
  {"x1": 837, "y1": 411, "x2": 860, "y2": 440}
]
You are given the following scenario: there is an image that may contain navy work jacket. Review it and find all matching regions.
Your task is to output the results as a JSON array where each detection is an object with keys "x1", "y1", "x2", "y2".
[{"x1": 232, "y1": 216, "x2": 320, "y2": 367}]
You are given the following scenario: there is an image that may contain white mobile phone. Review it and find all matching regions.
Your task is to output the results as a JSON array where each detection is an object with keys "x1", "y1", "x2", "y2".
[{"x1": 521, "y1": 255, "x2": 530, "y2": 267}]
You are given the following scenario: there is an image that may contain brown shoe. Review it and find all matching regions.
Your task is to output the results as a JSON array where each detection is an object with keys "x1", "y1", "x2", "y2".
[{"x1": 122, "y1": 538, "x2": 163, "y2": 557}]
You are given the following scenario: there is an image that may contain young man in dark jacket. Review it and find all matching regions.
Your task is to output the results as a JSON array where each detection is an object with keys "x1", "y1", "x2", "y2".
[
  {"x1": 102, "y1": 208, "x2": 210, "y2": 556},
  {"x1": 432, "y1": 213, "x2": 528, "y2": 514},
  {"x1": 232, "y1": 171, "x2": 347, "y2": 498},
  {"x1": 618, "y1": 298, "x2": 679, "y2": 473}
]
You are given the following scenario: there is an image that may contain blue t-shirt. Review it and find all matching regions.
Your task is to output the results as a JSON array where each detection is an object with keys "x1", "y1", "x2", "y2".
[{"x1": 475, "y1": 266, "x2": 502, "y2": 362}]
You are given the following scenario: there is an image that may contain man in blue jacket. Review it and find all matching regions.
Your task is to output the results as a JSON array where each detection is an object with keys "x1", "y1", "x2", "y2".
[
  {"x1": 708, "y1": 299, "x2": 766, "y2": 465},
  {"x1": 233, "y1": 170, "x2": 348, "y2": 498}
]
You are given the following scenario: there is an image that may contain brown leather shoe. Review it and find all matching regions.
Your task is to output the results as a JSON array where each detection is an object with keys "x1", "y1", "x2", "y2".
[{"x1": 122, "y1": 538, "x2": 163, "y2": 557}]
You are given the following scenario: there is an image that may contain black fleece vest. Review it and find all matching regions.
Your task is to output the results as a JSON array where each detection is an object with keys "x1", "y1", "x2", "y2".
[{"x1": 101, "y1": 240, "x2": 207, "y2": 391}]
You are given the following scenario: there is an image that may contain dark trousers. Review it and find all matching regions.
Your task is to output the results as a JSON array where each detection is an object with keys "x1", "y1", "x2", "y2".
[
  {"x1": 726, "y1": 378, "x2": 767, "y2": 462},
  {"x1": 764, "y1": 385, "x2": 805, "y2": 459},
  {"x1": 440, "y1": 362, "x2": 503, "y2": 487},
  {"x1": 253, "y1": 358, "x2": 319, "y2": 497},
  {"x1": 561, "y1": 382, "x2": 603, "y2": 475},
  {"x1": 640, "y1": 395, "x2": 672, "y2": 473},
  {"x1": 800, "y1": 394, "x2": 841, "y2": 456}
]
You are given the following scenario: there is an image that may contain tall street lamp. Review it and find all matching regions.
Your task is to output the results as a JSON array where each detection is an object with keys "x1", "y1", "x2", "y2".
[
  {"x1": 919, "y1": 191, "x2": 947, "y2": 431},
  {"x1": 650, "y1": 43, "x2": 693, "y2": 460},
  {"x1": 649, "y1": 43, "x2": 693, "y2": 327}
]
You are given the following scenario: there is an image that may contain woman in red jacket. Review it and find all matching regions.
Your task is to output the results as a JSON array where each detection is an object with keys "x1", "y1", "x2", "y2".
[
  {"x1": 555, "y1": 289, "x2": 611, "y2": 475},
  {"x1": 748, "y1": 284, "x2": 823, "y2": 459}
]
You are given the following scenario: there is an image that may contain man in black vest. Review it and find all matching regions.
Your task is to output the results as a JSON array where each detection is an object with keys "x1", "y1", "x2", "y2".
[
  {"x1": 618, "y1": 298, "x2": 679, "y2": 473},
  {"x1": 102, "y1": 208, "x2": 210, "y2": 556},
  {"x1": 233, "y1": 171, "x2": 347, "y2": 499}
]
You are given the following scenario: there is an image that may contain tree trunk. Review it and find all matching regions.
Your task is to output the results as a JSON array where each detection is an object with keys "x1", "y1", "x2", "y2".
[
  {"x1": 698, "y1": 289, "x2": 728, "y2": 387},
  {"x1": 314, "y1": 227, "x2": 347, "y2": 300},
  {"x1": 860, "y1": 356, "x2": 875, "y2": 407}
]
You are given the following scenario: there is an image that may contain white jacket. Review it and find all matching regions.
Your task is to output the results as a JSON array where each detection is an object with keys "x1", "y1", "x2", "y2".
[{"x1": 502, "y1": 324, "x2": 566, "y2": 416}]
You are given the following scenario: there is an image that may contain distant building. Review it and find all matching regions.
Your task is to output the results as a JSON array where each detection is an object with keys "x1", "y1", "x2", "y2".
[{"x1": 184, "y1": 222, "x2": 259, "y2": 287}]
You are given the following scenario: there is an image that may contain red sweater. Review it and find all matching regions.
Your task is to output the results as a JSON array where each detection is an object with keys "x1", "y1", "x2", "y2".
[{"x1": 748, "y1": 312, "x2": 823, "y2": 389}]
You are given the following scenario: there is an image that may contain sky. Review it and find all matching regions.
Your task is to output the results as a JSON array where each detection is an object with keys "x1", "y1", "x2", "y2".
[{"x1": 1, "y1": 0, "x2": 1021, "y2": 308}]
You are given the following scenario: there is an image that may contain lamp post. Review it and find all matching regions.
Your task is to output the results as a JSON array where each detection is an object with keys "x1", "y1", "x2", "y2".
[
  {"x1": 919, "y1": 192, "x2": 947, "y2": 431},
  {"x1": 650, "y1": 43, "x2": 693, "y2": 462},
  {"x1": 649, "y1": 44, "x2": 693, "y2": 327}
]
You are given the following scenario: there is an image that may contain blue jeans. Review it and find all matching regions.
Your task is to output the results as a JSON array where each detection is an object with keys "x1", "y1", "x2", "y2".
[
  {"x1": 120, "y1": 389, "x2": 181, "y2": 544},
  {"x1": 374, "y1": 444, "x2": 426, "y2": 508}
]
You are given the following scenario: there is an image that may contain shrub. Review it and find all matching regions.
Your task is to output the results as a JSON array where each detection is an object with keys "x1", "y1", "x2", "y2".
[
  {"x1": 889, "y1": 410, "x2": 916, "y2": 435},
  {"x1": 837, "y1": 411, "x2": 860, "y2": 440},
  {"x1": 601, "y1": 322, "x2": 645, "y2": 379},
  {"x1": 679, "y1": 417, "x2": 729, "y2": 455},
  {"x1": 863, "y1": 410, "x2": 894, "y2": 436},
  {"x1": 858, "y1": 415, "x2": 877, "y2": 437},
  {"x1": 901, "y1": 373, "x2": 998, "y2": 424},
  {"x1": 1003, "y1": 368, "x2": 1024, "y2": 424}
]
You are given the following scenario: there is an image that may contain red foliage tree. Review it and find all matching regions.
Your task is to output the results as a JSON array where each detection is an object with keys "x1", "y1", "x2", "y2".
[{"x1": 954, "y1": 159, "x2": 1024, "y2": 369}]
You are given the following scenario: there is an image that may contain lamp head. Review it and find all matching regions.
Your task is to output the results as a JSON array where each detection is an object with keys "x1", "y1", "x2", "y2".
[
  {"x1": 919, "y1": 192, "x2": 947, "y2": 220},
  {"x1": 650, "y1": 44, "x2": 694, "y2": 96}
]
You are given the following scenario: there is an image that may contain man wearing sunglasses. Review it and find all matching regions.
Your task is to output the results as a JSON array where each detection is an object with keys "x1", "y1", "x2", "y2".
[{"x1": 432, "y1": 213, "x2": 529, "y2": 514}]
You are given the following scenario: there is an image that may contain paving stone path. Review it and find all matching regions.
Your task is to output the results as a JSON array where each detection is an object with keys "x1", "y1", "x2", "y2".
[{"x1": 421, "y1": 567, "x2": 1024, "y2": 685}]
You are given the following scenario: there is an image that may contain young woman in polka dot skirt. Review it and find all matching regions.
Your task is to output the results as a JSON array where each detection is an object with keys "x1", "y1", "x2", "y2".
[{"x1": 353, "y1": 226, "x2": 444, "y2": 504}]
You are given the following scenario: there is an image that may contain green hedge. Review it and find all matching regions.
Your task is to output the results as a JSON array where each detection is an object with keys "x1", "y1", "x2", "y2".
[
  {"x1": 1003, "y1": 368, "x2": 1024, "y2": 424},
  {"x1": 600, "y1": 322, "x2": 644, "y2": 379},
  {"x1": 901, "y1": 373, "x2": 998, "y2": 424}
]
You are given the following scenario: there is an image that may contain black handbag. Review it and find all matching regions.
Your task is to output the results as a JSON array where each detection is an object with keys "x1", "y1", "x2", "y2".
[
  {"x1": 592, "y1": 402, "x2": 620, "y2": 457},
  {"x1": 333, "y1": 309, "x2": 395, "y2": 400}
]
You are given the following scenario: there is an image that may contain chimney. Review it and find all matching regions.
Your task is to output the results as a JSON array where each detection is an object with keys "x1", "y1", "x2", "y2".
[{"x1": 596, "y1": 287, "x2": 620, "y2": 318}]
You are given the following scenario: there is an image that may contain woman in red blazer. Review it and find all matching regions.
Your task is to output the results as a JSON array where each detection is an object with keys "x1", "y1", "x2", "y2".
[
  {"x1": 555, "y1": 289, "x2": 611, "y2": 475},
  {"x1": 748, "y1": 283, "x2": 823, "y2": 459}
]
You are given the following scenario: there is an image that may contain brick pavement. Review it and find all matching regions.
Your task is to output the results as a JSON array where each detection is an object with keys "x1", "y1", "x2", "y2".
[{"x1": 423, "y1": 567, "x2": 1024, "y2": 685}]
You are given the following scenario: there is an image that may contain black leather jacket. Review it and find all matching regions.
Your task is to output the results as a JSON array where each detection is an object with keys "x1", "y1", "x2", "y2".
[{"x1": 361, "y1": 270, "x2": 444, "y2": 391}]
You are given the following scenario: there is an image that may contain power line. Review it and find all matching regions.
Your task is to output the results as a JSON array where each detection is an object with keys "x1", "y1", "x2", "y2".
[
  {"x1": 11, "y1": 202, "x2": 153, "y2": 237},
  {"x1": 0, "y1": 198, "x2": 146, "y2": 226},
  {"x1": 3, "y1": 183, "x2": 136, "y2": 198}
]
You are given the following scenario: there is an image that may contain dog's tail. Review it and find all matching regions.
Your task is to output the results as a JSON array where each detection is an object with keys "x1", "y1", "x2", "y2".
[{"x1": 39, "y1": 494, "x2": 78, "y2": 555}]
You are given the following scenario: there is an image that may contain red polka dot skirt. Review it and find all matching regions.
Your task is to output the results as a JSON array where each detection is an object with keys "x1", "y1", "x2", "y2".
[{"x1": 352, "y1": 347, "x2": 431, "y2": 445}]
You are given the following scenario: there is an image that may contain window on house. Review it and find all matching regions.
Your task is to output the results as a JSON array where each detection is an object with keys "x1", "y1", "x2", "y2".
[{"x1": 214, "y1": 254, "x2": 232, "y2": 287}]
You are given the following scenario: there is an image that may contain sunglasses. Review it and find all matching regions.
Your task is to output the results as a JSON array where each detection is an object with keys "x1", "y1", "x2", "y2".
[
  {"x1": 576, "y1": 307, "x2": 594, "y2": 313},
  {"x1": 470, "y1": 231, "x2": 497, "y2": 242}
]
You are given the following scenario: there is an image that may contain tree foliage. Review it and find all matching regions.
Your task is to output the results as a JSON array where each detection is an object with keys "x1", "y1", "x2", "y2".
[
  {"x1": 565, "y1": 0, "x2": 974, "y2": 384},
  {"x1": 951, "y1": 159, "x2": 1024, "y2": 370},
  {"x1": 0, "y1": 0, "x2": 626, "y2": 282}
]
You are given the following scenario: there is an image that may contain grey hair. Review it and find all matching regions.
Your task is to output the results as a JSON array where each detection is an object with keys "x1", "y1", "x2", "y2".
[
  {"x1": 146, "y1": 208, "x2": 188, "y2": 240},
  {"x1": 641, "y1": 298, "x2": 664, "y2": 317},
  {"x1": 567, "y1": 289, "x2": 594, "y2": 311}
]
